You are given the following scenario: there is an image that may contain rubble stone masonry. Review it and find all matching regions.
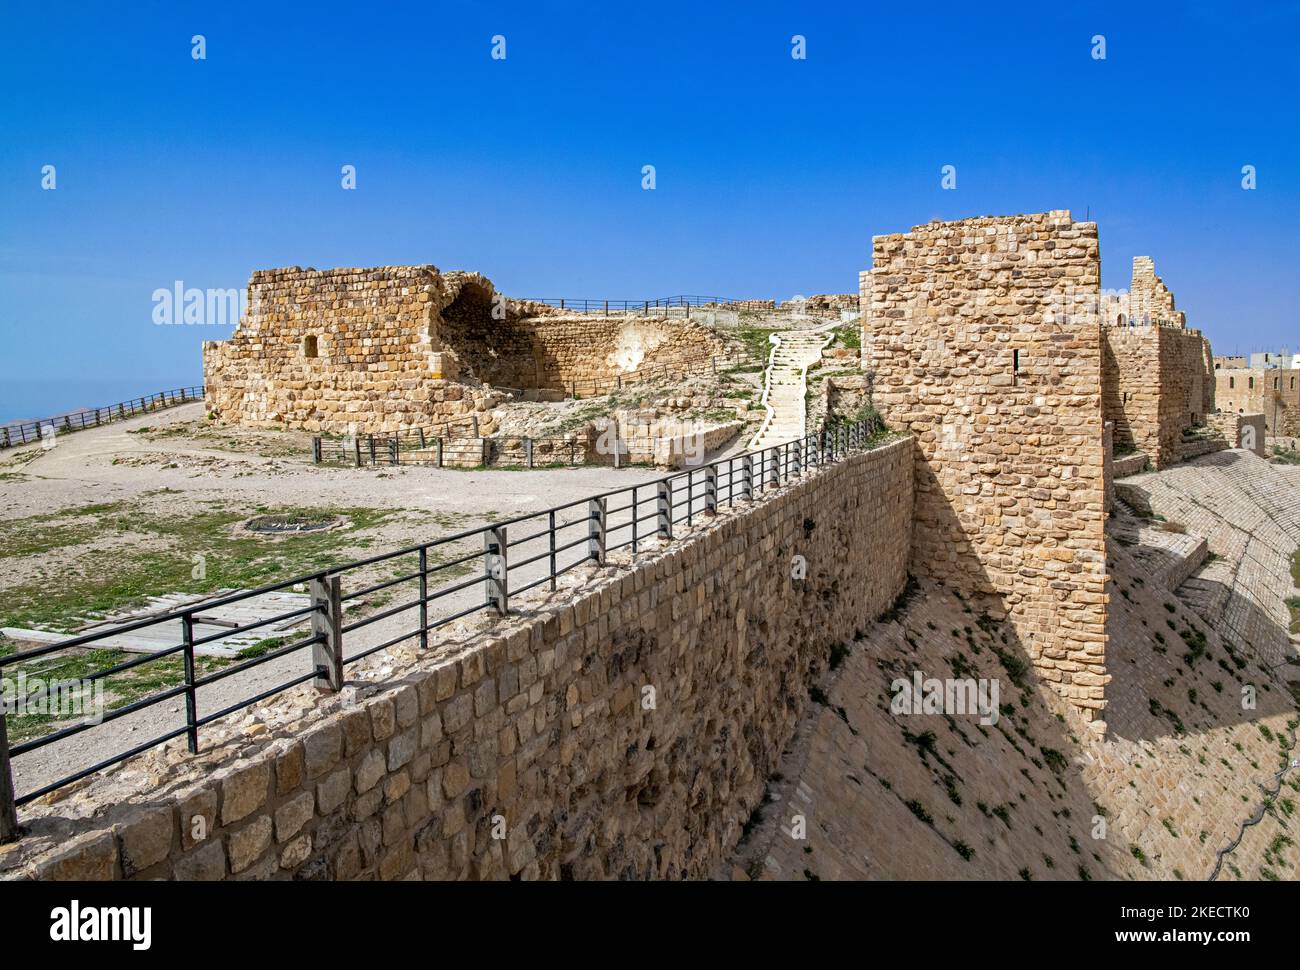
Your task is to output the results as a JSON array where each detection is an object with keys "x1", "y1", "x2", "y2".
[
  {"x1": 860, "y1": 211, "x2": 1110, "y2": 723},
  {"x1": 7, "y1": 440, "x2": 913, "y2": 881},
  {"x1": 203, "y1": 265, "x2": 732, "y2": 435},
  {"x1": 1102, "y1": 323, "x2": 1215, "y2": 468},
  {"x1": 1100, "y1": 257, "x2": 1214, "y2": 469}
]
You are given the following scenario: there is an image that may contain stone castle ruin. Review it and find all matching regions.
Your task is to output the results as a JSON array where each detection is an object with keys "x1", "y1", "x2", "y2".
[
  {"x1": 11, "y1": 210, "x2": 1292, "y2": 885},
  {"x1": 200, "y1": 219, "x2": 1226, "y2": 727},
  {"x1": 203, "y1": 265, "x2": 734, "y2": 436}
]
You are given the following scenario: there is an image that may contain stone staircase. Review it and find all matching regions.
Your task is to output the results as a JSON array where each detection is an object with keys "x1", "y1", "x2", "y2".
[{"x1": 748, "y1": 328, "x2": 834, "y2": 451}]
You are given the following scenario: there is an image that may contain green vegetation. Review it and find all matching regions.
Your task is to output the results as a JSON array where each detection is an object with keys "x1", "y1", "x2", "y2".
[
  {"x1": 831, "y1": 325, "x2": 861, "y2": 351},
  {"x1": 0, "y1": 646, "x2": 228, "y2": 743},
  {"x1": 0, "y1": 500, "x2": 407, "y2": 629},
  {"x1": 735, "y1": 326, "x2": 782, "y2": 363}
]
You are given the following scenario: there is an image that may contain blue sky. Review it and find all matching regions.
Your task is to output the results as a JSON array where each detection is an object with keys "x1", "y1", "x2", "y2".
[{"x1": 2, "y1": 1, "x2": 1298, "y2": 418}]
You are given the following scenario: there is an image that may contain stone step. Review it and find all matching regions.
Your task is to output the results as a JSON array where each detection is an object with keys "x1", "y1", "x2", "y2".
[{"x1": 1108, "y1": 516, "x2": 1208, "y2": 592}]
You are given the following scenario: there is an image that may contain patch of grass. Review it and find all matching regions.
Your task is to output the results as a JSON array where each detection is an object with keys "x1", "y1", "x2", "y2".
[
  {"x1": 1, "y1": 646, "x2": 227, "y2": 743},
  {"x1": 1, "y1": 502, "x2": 405, "y2": 629}
]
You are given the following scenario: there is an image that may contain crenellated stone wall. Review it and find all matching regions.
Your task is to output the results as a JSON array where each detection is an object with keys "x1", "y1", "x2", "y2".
[{"x1": 860, "y1": 211, "x2": 1110, "y2": 725}]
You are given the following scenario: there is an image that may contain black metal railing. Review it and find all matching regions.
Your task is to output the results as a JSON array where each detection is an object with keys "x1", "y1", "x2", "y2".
[
  {"x1": 515, "y1": 295, "x2": 840, "y2": 318},
  {"x1": 0, "y1": 386, "x2": 205, "y2": 449},
  {"x1": 0, "y1": 413, "x2": 886, "y2": 841}
]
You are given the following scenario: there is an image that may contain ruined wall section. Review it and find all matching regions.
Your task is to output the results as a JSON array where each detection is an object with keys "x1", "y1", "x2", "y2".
[
  {"x1": 1101, "y1": 325, "x2": 1215, "y2": 469},
  {"x1": 1130, "y1": 255, "x2": 1186, "y2": 328},
  {"x1": 202, "y1": 266, "x2": 506, "y2": 434},
  {"x1": 203, "y1": 266, "x2": 738, "y2": 434},
  {"x1": 523, "y1": 317, "x2": 731, "y2": 392},
  {"x1": 1099, "y1": 255, "x2": 1215, "y2": 469},
  {"x1": 861, "y1": 211, "x2": 1109, "y2": 724}
]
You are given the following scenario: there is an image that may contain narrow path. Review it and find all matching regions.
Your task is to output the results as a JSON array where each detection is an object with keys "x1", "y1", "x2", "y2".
[{"x1": 749, "y1": 327, "x2": 834, "y2": 451}]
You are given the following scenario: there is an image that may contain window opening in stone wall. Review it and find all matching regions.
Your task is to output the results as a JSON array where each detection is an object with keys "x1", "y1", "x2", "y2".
[{"x1": 302, "y1": 335, "x2": 318, "y2": 358}]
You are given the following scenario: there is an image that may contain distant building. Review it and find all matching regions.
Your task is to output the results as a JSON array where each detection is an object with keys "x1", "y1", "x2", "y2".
[{"x1": 1248, "y1": 350, "x2": 1296, "y2": 370}]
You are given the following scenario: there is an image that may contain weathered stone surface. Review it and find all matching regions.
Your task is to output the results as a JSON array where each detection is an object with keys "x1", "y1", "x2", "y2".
[
  {"x1": 202, "y1": 266, "x2": 730, "y2": 437},
  {"x1": 226, "y1": 816, "x2": 273, "y2": 874},
  {"x1": 37, "y1": 832, "x2": 118, "y2": 881},
  {"x1": 275, "y1": 791, "x2": 316, "y2": 843},
  {"x1": 115, "y1": 806, "x2": 174, "y2": 876},
  {"x1": 173, "y1": 840, "x2": 226, "y2": 881},
  {"x1": 221, "y1": 761, "x2": 271, "y2": 825},
  {"x1": 862, "y1": 211, "x2": 1109, "y2": 721}
]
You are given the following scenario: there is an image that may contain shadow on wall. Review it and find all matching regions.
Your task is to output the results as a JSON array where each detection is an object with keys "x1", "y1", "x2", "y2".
[{"x1": 435, "y1": 281, "x2": 564, "y2": 390}]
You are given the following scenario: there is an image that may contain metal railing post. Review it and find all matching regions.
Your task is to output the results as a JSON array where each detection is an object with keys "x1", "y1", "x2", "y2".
[
  {"x1": 704, "y1": 464, "x2": 718, "y2": 514},
  {"x1": 389, "y1": 438, "x2": 399, "y2": 465},
  {"x1": 484, "y1": 526, "x2": 509, "y2": 614},
  {"x1": 418, "y1": 546, "x2": 429, "y2": 650},
  {"x1": 436, "y1": 437, "x2": 444, "y2": 467},
  {"x1": 768, "y1": 448, "x2": 780, "y2": 489},
  {"x1": 368, "y1": 435, "x2": 376, "y2": 464},
  {"x1": 353, "y1": 436, "x2": 361, "y2": 467},
  {"x1": 588, "y1": 497, "x2": 607, "y2": 564},
  {"x1": 312, "y1": 437, "x2": 322, "y2": 464},
  {"x1": 657, "y1": 481, "x2": 673, "y2": 540},
  {"x1": 742, "y1": 455, "x2": 754, "y2": 500},
  {"x1": 0, "y1": 708, "x2": 19, "y2": 843},
  {"x1": 629, "y1": 483, "x2": 639, "y2": 551},
  {"x1": 793, "y1": 439, "x2": 802, "y2": 477},
  {"x1": 182, "y1": 612, "x2": 198, "y2": 753},
  {"x1": 310, "y1": 575, "x2": 344, "y2": 691},
  {"x1": 418, "y1": 427, "x2": 426, "y2": 449},
  {"x1": 549, "y1": 510, "x2": 558, "y2": 589}
]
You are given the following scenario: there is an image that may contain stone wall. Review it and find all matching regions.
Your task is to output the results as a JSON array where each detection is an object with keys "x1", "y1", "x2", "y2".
[
  {"x1": 6, "y1": 440, "x2": 914, "y2": 882},
  {"x1": 1129, "y1": 255, "x2": 1186, "y2": 328},
  {"x1": 202, "y1": 266, "x2": 512, "y2": 435},
  {"x1": 202, "y1": 265, "x2": 734, "y2": 435},
  {"x1": 1208, "y1": 411, "x2": 1267, "y2": 457},
  {"x1": 1099, "y1": 256, "x2": 1215, "y2": 470},
  {"x1": 860, "y1": 211, "x2": 1110, "y2": 724}
]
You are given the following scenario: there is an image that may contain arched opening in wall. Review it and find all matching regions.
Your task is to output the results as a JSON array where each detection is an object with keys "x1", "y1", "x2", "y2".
[
  {"x1": 302, "y1": 335, "x2": 319, "y2": 359},
  {"x1": 435, "y1": 280, "x2": 558, "y2": 392}
]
